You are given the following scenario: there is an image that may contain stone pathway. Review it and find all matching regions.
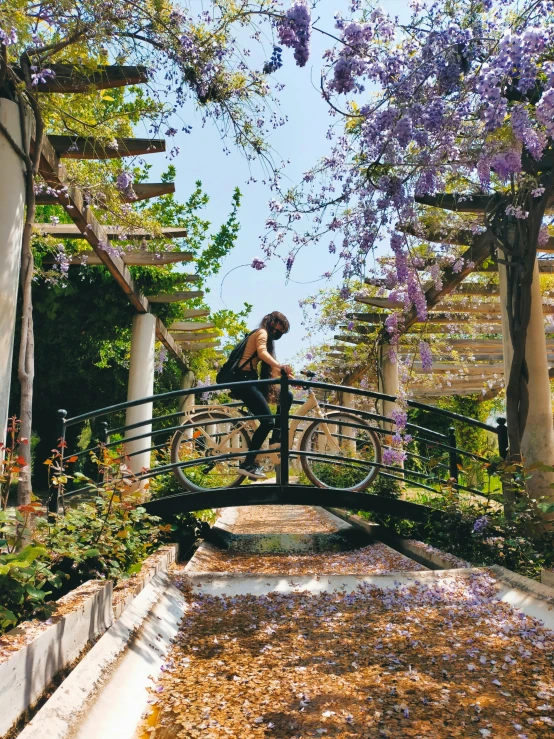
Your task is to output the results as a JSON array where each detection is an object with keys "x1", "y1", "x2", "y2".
[
  {"x1": 136, "y1": 506, "x2": 554, "y2": 739},
  {"x1": 188, "y1": 540, "x2": 428, "y2": 575}
]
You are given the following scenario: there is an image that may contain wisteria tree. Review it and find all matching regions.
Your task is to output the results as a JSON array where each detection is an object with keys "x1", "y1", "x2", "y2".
[
  {"x1": 0, "y1": 0, "x2": 312, "y2": 499},
  {"x1": 267, "y1": 0, "x2": 554, "y2": 464}
]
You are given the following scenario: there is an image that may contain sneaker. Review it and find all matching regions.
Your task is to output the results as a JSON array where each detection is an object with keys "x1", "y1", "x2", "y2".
[{"x1": 237, "y1": 463, "x2": 268, "y2": 480}]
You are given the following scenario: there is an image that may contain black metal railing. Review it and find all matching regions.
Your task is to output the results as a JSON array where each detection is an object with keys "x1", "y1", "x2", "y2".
[{"x1": 47, "y1": 371, "x2": 509, "y2": 520}]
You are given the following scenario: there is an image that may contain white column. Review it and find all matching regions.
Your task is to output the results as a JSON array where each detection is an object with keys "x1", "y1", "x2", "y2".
[
  {"x1": 125, "y1": 313, "x2": 156, "y2": 476},
  {"x1": 499, "y1": 259, "x2": 554, "y2": 505},
  {"x1": 378, "y1": 342, "x2": 399, "y2": 431},
  {"x1": 0, "y1": 100, "x2": 26, "y2": 445}
]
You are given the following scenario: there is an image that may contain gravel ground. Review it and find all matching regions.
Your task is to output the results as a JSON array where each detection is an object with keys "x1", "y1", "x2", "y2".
[
  {"x1": 139, "y1": 571, "x2": 554, "y2": 739},
  {"x1": 189, "y1": 541, "x2": 428, "y2": 576}
]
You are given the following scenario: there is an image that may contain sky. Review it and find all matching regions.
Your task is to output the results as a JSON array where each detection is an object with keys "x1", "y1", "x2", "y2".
[{"x1": 146, "y1": 1, "x2": 412, "y2": 364}]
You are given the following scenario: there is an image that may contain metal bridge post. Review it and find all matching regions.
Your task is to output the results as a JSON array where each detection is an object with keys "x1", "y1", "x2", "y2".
[
  {"x1": 279, "y1": 370, "x2": 290, "y2": 488},
  {"x1": 99, "y1": 421, "x2": 109, "y2": 446},
  {"x1": 48, "y1": 409, "x2": 67, "y2": 518},
  {"x1": 448, "y1": 426, "x2": 459, "y2": 483},
  {"x1": 496, "y1": 416, "x2": 516, "y2": 518},
  {"x1": 496, "y1": 417, "x2": 508, "y2": 460}
]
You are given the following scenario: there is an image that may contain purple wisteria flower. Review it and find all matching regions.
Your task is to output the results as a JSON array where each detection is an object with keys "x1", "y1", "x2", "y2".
[
  {"x1": 30, "y1": 66, "x2": 56, "y2": 85},
  {"x1": 277, "y1": 1, "x2": 311, "y2": 68},
  {"x1": 473, "y1": 515, "x2": 491, "y2": 533},
  {"x1": 419, "y1": 341, "x2": 433, "y2": 372},
  {"x1": 0, "y1": 28, "x2": 17, "y2": 46},
  {"x1": 251, "y1": 257, "x2": 266, "y2": 270},
  {"x1": 116, "y1": 171, "x2": 134, "y2": 192}
]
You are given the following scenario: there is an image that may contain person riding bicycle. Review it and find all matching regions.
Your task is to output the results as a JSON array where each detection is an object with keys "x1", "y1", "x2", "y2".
[{"x1": 233, "y1": 311, "x2": 294, "y2": 480}]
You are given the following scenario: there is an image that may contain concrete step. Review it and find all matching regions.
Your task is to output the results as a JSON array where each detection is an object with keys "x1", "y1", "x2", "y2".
[{"x1": 208, "y1": 505, "x2": 369, "y2": 553}]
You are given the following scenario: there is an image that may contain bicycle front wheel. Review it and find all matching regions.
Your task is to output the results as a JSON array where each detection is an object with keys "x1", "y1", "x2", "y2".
[
  {"x1": 171, "y1": 411, "x2": 250, "y2": 492},
  {"x1": 300, "y1": 412, "x2": 381, "y2": 491}
]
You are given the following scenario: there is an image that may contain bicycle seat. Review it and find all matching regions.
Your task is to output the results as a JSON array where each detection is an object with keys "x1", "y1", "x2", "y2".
[{"x1": 301, "y1": 370, "x2": 317, "y2": 379}]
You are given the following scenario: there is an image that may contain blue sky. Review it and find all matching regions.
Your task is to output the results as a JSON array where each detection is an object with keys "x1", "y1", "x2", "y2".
[{"x1": 147, "y1": 1, "x2": 412, "y2": 363}]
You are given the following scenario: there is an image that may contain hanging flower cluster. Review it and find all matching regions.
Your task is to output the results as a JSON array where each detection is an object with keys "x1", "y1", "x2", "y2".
[
  {"x1": 277, "y1": 1, "x2": 311, "y2": 68},
  {"x1": 264, "y1": 0, "x2": 554, "y2": 360}
]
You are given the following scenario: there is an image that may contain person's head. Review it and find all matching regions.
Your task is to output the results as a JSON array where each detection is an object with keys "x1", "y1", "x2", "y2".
[{"x1": 259, "y1": 311, "x2": 290, "y2": 357}]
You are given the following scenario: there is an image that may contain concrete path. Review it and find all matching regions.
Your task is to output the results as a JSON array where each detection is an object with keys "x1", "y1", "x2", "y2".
[{"x1": 20, "y1": 506, "x2": 554, "y2": 739}]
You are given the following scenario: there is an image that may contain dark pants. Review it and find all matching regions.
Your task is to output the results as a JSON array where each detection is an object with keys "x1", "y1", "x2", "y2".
[{"x1": 234, "y1": 378, "x2": 293, "y2": 467}]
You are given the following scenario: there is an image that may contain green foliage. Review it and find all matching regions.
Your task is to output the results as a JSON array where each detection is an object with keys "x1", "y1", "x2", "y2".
[
  {"x1": 354, "y1": 474, "x2": 418, "y2": 535},
  {"x1": 34, "y1": 498, "x2": 166, "y2": 584},
  {"x1": 360, "y1": 475, "x2": 554, "y2": 580},
  {"x1": 0, "y1": 507, "x2": 64, "y2": 632}
]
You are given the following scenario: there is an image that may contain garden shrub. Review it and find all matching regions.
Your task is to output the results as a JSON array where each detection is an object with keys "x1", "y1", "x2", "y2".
[
  {"x1": 0, "y1": 505, "x2": 64, "y2": 632},
  {"x1": 34, "y1": 497, "x2": 168, "y2": 589},
  {"x1": 359, "y1": 476, "x2": 554, "y2": 580}
]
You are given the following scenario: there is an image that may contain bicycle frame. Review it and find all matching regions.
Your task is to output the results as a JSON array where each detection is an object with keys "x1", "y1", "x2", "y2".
[{"x1": 179, "y1": 389, "x2": 340, "y2": 466}]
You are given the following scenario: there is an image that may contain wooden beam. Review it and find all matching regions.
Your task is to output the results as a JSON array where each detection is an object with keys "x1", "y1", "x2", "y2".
[
  {"x1": 414, "y1": 192, "x2": 499, "y2": 213},
  {"x1": 400, "y1": 221, "x2": 554, "y2": 253},
  {"x1": 347, "y1": 312, "x2": 505, "y2": 325},
  {"x1": 473, "y1": 260, "x2": 554, "y2": 273},
  {"x1": 154, "y1": 317, "x2": 188, "y2": 366},
  {"x1": 180, "y1": 309, "x2": 211, "y2": 319},
  {"x1": 17, "y1": 64, "x2": 148, "y2": 93},
  {"x1": 416, "y1": 190, "x2": 554, "y2": 215},
  {"x1": 169, "y1": 322, "x2": 215, "y2": 331},
  {"x1": 413, "y1": 363, "x2": 506, "y2": 371},
  {"x1": 48, "y1": 135, "x2": 165, "y2": 160},
  {"x1": 435, "y1": 338, "x2": 554, "y2": 347},
  {"x1": 41, "y1": 250, "x2": 194, "y2": 266},
  {"x1": 435, "y1": 302, "x2": 554, "y2": 315},
  {"x1": 454, "y1": 283, "x2": 500, "y2": 296},
  {"x1": 35, "y1": 132, "x2": 186, "y2": 367},
  {"x1": 404, "y1": 231, "x2": 494, "y2": 331},
  {"x1": 179, "y1": 341, "x2": 220, "y2": 351},
  {"x1": 349, "y1": 323, "x2": 503, "y2": 334},
  {"x1": 37, "y1": 135, "x2": 149, "y2": 313},
  {"x1": 34, "y1": 224, "x2": 187, "y2": 240},
  {"x1": 170, "y1": 332, "x2": 217, "y2": 342},
  {"x1": 355, "y1": 296, "x2": 403, "y2": 309},
  {"x1": 334, "y1": 335, "x2": 365, "y2": 344},
  {"x1": 398, "y1": 222, "x2": 477, "y2": 246},
  {"x1": 147, "y1": 291, "x2": 204, "y2": 303},
  {"x1": 36, "y1": 182, "x2": 176, "y2": 205}
]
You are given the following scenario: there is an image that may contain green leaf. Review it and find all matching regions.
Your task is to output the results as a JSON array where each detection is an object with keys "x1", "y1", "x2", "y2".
[
  {"x1": 537, "y1": 502, "x2": 554, "y2": 514},
  {"x1": 25, "y1": 585, "x2": 46, "y2": 600},
  {"x1": 83, "y1": 548, "x2": 100, "y2": 557}
]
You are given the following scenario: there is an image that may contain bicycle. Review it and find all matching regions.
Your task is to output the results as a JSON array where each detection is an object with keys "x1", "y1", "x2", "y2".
[{"x1": 170, "y1": 371, "x2": 382, "y2": 493}]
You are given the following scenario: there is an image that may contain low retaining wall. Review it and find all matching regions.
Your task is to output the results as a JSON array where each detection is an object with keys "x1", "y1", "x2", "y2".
[
  {"x1": 542, "y1": 569, "x2": 554, "y2": 588},
  {"x1": 0, "y1": 544, "x2": 177, "y2": 738},
  {"x1": 325, "y1": 508, "x2": 470, "y2": 570}
]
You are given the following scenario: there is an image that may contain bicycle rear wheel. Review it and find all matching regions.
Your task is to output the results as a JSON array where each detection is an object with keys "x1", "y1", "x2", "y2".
[
  {"x1": 300, "y1": 411, "x2": 381, "y2": 491},
  {"x1": 171, "y1": 411, "x2": 250, "y2": 492}
]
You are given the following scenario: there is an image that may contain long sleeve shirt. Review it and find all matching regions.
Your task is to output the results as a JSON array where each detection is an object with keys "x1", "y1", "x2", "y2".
[{"x1": 239, "y1": 329, "x2": 281, "y2": 375}]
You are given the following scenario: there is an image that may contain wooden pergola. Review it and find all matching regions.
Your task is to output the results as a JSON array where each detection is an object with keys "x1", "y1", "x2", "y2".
[{"x1": 1, "y1": 63, "x2": 223, "y2": 478}]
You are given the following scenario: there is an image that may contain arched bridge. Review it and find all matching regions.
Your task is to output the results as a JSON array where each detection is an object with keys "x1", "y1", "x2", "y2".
[{"x1": 47, "y1": 373, "x2": 509, "y2": 524}]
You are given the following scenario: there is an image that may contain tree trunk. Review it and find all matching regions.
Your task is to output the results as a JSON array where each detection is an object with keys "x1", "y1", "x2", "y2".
[
  {"x1": 495, "y1": 174, "x2": 554, "y2": 509},
  {"x1": 14, "y1": 79, "x2": 43, "y2": 505}
]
